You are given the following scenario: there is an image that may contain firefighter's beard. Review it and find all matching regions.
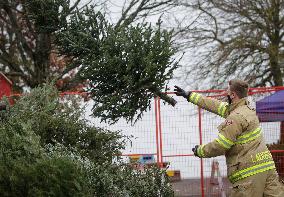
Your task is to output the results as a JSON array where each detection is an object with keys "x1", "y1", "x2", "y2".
[{"x1": 227, "y1": 95, "x2": 232, "y2": 104}]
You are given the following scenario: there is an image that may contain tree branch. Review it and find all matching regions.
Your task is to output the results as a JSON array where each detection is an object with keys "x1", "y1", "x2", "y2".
[{"x1": 2, "y1": 1, "x2": 34, "y2": 59}]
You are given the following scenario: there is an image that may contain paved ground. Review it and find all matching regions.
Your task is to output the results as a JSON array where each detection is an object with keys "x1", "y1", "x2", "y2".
[{"x1": 171, "y1": 178, "x2": 232, "y2": 197}]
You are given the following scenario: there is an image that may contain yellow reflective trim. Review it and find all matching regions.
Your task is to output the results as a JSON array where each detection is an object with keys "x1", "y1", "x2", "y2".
[
  {"x1": 231, "y1": 161, "x2": 274, "y2": 178},
  {"x1": 217, "y1": 103, "x2": 223, "y2": 115},
  {"x1": 238, "y1": 128, "x2": 261, "y2": 140},
  {"x1": 216, "y1": 134, "x2": 234, "y2": 149},
  {"x1": 197, "y1": 145, "x2": 205, "y2": 157},
  {"x1": 217, "y1": 102, "x2": 228, "y2": 117},
  {"x1": 218, "y1": 133, "x2": 234, "y2": 146},
  {"x1": 251, "y1": 151, "x2": 273, "y2": 163},
  {"x1": 236, "y1": 128, "x2": 262, "y2": 144},
  {"x1": 189, "y1": 92, "x2": 197, "y2": 103},
  {"x1": 229, "y1": 161, "x2": 275, "y2": 183},
  {"x1": 194, "y1": 94, "x2": 201, "y2": 104},
  {"x1": 219, "y1": 134, "x2": 234, "y2": 145},
  {"x1": 236, "y1": 133, "x2": 261, "y2": 144},
  {"x1": 216, "y1": 138, "x2": 229, "y2": 149},
  {"x1": 189, "y1": 92, "x2": 201, "y2": 104},
  {"x1": 221, "y1": 104, "x2": 228, "y2": 117}
]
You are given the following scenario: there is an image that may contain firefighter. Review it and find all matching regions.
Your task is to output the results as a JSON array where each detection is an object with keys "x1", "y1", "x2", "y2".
[{"x1": 174, "y1": 79, "x2": 284, "y2": 197}]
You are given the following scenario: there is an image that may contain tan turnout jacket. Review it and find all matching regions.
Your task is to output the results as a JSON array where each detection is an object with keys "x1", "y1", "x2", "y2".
[{"x1": 188, "y1": 92, "x2": 275, "y2": 183}]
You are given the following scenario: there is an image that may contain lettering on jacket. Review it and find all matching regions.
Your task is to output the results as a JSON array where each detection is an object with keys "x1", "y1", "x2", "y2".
[{"x1": 251, "y1": 151, "x2": 272, "y2": 163}]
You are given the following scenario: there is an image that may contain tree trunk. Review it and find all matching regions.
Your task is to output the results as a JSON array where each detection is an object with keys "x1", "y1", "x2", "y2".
[
  {"x1": 269, "y1": 1, "x2": 283, "y2": 86},
  {"x1": 269, "y1": 48, "x2": 283, "y2": 86},
  {"x1": 155, "y1": 91, "x2": 177, "y2": 107},
  {"x1": 33, "y1": 33, "x2": 51, "y2": 87}
]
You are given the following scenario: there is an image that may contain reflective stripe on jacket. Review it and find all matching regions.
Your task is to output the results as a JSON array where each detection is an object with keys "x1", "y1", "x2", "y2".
[{"x1": 189, "y1": 92, "x2": 229, "y2": 118}]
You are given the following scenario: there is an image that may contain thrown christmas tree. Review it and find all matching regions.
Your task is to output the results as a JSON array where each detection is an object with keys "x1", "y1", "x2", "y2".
[{"x1": 57, "y1": 8, "x2": 179, "y2": 123}]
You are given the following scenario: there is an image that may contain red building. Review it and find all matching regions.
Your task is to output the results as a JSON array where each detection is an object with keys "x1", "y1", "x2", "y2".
[{"x1": 0, "y1": 72, "x2": 12, "y2": 100}]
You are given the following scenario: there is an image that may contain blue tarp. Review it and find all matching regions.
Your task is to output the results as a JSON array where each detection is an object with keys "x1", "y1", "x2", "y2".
[{"x1": 256, "y1": 90, "x2": 284, "y2": 122}]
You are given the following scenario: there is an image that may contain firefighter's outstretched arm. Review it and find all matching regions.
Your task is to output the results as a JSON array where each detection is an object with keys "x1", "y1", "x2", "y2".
[
  {"x1": 174, "y1": 86, "x2": 229, "y2": 118},
  {"x1": 192, "y1": 115, "x2": 244, "y2": 158}
]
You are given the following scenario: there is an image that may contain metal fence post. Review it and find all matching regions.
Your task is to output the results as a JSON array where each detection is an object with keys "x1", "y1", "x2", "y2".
[
  {"x1": 198, "y1": 107, "x2": 205, "y2": 197},
  {"x1": 154, "y1": 97, "x2": 161, "y2": 167},
  {"x1": 158, "y1": 97, "x2": 164, "y2": 167}
]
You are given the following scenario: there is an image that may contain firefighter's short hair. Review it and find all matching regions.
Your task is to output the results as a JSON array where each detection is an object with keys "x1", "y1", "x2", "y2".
[{"x1": 229, "y1": 79, "x2": 249, "y2": 99}]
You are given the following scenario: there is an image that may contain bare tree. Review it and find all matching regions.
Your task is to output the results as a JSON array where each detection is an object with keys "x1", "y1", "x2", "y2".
[
  {"x1": 173, "y1": 0, "x2": 284, "y2": 87},
  {"x1": 0, "y1": 0, "x2": 84, "y2": 91},
  {"x1": 0, "y1": 0, "x2": 174, "y2": 91},
  {"x1": 100, "y1": 0, "x2": 175, "y2": 25}
]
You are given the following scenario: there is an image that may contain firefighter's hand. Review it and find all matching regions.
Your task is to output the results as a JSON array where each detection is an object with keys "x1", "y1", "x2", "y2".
[
  {"x1": 174, "y1": 86, "x2": 191, "y2": 99},
  {"x1": 0, "y1": 103, "x2": 6, "y2": 111},
  {"x1": 192, "y1": 145, "x2": 200, "y2": 157}
]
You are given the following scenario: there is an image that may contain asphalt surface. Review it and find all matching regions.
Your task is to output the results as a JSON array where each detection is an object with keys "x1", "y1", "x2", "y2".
[{"x1": 171, "y1": 178, "x2": 232, "y2": 197}]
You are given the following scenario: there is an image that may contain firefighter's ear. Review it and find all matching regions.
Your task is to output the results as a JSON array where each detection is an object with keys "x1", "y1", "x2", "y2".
[{"x1": 230, "y1": 91, "x2": 237, "y2": 99}]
